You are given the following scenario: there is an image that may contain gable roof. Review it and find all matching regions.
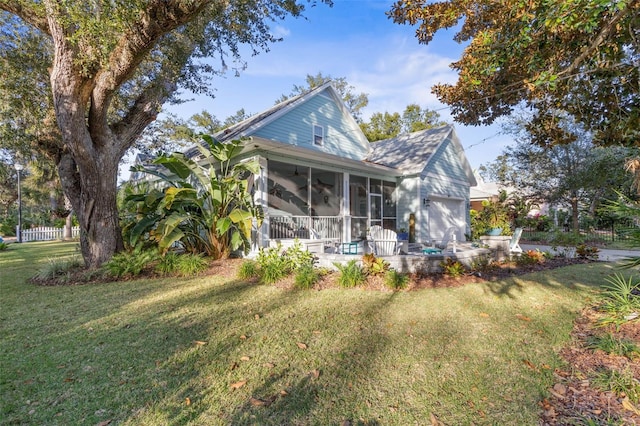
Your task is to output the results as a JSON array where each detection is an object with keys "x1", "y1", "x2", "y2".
[
  {"x1": 185, "y1": 82, "x2": 370, "y2": 159},
  {"x1": 365, "y1": 125, "x2": 477, "y2": 185}
]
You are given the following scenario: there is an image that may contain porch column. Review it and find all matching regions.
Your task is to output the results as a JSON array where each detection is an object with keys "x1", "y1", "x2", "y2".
[
  {"x1": 254, "y1": 156, "x2": 269, "y2": 250},
  {"x1": 342, "y1": 173, "x2": 350, "y2": 243}
]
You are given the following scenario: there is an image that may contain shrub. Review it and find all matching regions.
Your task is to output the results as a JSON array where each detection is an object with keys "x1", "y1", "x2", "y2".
[
  {"x1": 361, "y1": 253, "x2": 389, "y2": 276},
  {"x1": 516, "y1": 249, "x2": 547, "y2": 267},
  {"x1": 597, "y1": 273, "x2": 640, "y2": 328},
  {"x1": 576, "y1": 244, "x2": 599, "y2": 260},
  {"x1": 294, "y1": 265, "x2": 320, "y2": 290},
  {"x1": 282, "y1": 240, "x2": 316, "y2": 271},
  {"x1": 256, "y1": 245, "x2": 289, "y2": 284},
  {"x1": 256, "y1": 241, "x2": 317, "y2": 285},
  {"x1": 469, "y1": 255, "x2": 495, "y2": 273},
  {"x1": 155, "y1": 251, "x2": 181, "y2": 276},
  {"x1": 439, "y1": 258, "x2": 465, "y2": 278},
  {"x1": 237, "y1": 259, "x2": 260, "y2": 280},
  {"x1": 0, "y1": 242, "x2": 8, "y2": 251},
  {"x1": 173, "y1": 253, "x2": 209, "y2": 276},
  {"x1": 384, "y1": 269, "x2": 409, "y2": 290},
  {"x1": 549, "y1": 231, "x2": 584, "y2": 248},
  {"x1": 34, "y1": 255, "x2": 84, "y2": 282},
  {"x1": 103, "y1": 249, "x2": 160, "y2": 279},
  {"x1": 586, "y1": 333, "x2": 640, "y2": 359},
  {"x1": 333, "y1": 259, "x2": 366, "y2": 288}
]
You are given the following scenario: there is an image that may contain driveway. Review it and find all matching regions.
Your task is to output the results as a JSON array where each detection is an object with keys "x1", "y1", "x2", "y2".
[{"x1": 521, "y1": 244, "x2": 639, "y2": 263}]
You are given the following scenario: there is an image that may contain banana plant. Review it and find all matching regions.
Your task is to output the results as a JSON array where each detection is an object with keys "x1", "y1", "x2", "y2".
[{"x1": 127, "y1": 137, "x2": 262, "y2": 258}]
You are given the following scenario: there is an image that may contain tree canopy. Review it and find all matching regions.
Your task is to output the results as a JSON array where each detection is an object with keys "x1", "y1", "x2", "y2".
[
  {"x1": 389, "y1": 0, "x2": 640, "y2": 148},
  {"x1": 0, "y1": 0, "x2": 331, "y2": 268},
  {"x1": 481, "y1": 113, "x2": 636, "y2": 230},
  {"x1": 360, "y1": 103, "x2": 447, "y2": 141}
]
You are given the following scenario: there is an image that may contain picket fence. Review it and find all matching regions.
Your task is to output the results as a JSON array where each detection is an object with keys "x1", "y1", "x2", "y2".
[{"x1": 21, "y1": 226, "x2": 80, "y2": 242}]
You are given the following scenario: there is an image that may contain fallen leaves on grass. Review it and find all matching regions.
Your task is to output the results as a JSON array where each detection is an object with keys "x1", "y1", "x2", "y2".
[
  {"x1": 249, "y1": 396, "x2": 276, "y2": 407},
  {"x1": 230, "y1": 380, "x2": 247, "y2": 390}
]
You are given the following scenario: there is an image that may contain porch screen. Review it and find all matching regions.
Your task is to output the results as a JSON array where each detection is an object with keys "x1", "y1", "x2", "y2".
[
  {"x1": 267, "y1": 161, "x2": 309, "y2": 216},
  {"x1": 350, "y1": 175, "x2": 368, "y2": 239},
  {"x1": 267, "y1": 161, "x2": 342, "y2": 240}
]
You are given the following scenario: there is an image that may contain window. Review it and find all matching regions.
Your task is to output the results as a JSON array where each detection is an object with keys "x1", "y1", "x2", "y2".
[{"x1": 313, "y1": 125, "x2": 324, "y2": 146}]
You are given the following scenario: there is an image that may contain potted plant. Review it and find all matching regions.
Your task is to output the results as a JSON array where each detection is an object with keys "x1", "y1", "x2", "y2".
[
  {"x1": 472, "y1": 192, "x2": 511, "y2": 237},
  {"x1": 397, "y1": 227, "x2": 409, "y2": 241}
]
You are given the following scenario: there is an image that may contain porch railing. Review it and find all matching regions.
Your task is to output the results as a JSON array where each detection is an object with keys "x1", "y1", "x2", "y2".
[{"x1": 270, "y1": 215, "x2": 343, "y2": 241}]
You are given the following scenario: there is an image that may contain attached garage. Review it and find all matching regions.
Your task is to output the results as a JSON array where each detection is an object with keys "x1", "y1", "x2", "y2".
[{"x1": 429, "y1": 197, "x2": 466, "y2": 241}]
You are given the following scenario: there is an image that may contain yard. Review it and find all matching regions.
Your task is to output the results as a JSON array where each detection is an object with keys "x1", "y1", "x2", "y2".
[{"x1": 0, "y1": 241, "x2": 635, "y2": 425}]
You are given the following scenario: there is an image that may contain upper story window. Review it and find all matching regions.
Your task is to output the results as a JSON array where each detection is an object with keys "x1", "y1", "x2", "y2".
[{"x1": 313, "y1": 125, "x2": 324, "y2": 146}]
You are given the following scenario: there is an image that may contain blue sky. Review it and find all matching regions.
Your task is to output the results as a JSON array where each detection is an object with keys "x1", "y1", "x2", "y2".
[{"x1": 164, "y1": 0, "x2": 512, "y2": 171}]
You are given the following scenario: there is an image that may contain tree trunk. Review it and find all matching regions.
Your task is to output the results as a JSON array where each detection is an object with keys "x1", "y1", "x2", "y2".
[
  {"x1": 571, "y1": 197, "x2": 580, "y2": 232},
  {"x1": 57, "y1": 150, "x2": 124, "y2": 268}
]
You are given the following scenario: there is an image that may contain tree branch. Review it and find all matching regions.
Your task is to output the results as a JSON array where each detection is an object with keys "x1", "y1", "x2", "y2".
[
  {"x1": 89, "y1": 1, "x2": 215, "y2": 125},
  {"x1": 87, "y1": 1, "x2": 216, "y2": 155},
  {"x1": 0, "y1": 2, "x2": 50, "y2": 34},
  {"x1": 558, "y1": 3, "x2": 633, "y2": 77}
]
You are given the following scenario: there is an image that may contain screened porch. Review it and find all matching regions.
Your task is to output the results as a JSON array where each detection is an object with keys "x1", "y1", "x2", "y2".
[{"x1": 265, "y1": 160, "x2": 398, "y2": 252}]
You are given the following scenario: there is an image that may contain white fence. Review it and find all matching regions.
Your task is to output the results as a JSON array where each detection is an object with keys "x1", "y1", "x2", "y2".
[{"x1": 21, "y1": 226, "x2": 80, "y2": 242}]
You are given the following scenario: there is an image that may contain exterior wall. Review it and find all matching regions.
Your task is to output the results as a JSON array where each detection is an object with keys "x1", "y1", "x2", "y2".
[
  {"x1": 397, "y1": 176, "x2": 421, "y2": 241},
  {"x1": 253, "y1": 89, "x2": 370, "y2": 161},
  {"x1": 418, "y1": 140, "x2": 472, "y2": 243},
  {"x1": 426, "y1": 137, "x2": 473, "y2": 184}
]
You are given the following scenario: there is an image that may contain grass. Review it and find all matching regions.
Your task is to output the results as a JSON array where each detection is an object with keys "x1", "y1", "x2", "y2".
[{"x1": 0, "y1": 241, "x2": 621, "y2": 425}]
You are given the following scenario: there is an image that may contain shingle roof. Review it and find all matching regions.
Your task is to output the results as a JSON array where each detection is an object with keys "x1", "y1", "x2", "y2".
[{"x1": 365, "y1": 125, "x2": 453, "y2": 175}]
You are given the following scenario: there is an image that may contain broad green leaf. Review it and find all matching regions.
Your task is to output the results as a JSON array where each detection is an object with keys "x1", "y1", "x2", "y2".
[
  {"x1": 158, "y1": 227, "x2": 185, "y2": 254},
  {"x1": 154, "y1": 155, "x2": 193, "y2": 179},
  {"x1": 229, "y1": 209, "x2": 253, "y2": 224},
  {"x1": 128, "y1": 214, "x2": 159, "y2": 247},
  {"x1": 216, "y1": 217, "x2": 232, "y2": 235},
  {"x1": 229, "y1": 230, "x2": 243, "y2": 251}
]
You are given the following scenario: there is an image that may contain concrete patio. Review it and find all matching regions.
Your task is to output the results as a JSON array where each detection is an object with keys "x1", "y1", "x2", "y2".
[{"x1": 315, "y1": 242, "x2": 493, "y2": 274}]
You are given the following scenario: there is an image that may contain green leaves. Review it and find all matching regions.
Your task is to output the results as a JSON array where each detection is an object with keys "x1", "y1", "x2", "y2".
[
  {"x1": 389, "y1": 0, "x2": 640, "y2": 147},
  {"x1": 123, "y1": 137, "x2": 260, "y2": 258}
]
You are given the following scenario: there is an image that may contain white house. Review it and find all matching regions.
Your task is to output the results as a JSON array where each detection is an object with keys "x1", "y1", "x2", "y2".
[{"x1": 152, "y1": 82, "x2": 477, "y2": 251}]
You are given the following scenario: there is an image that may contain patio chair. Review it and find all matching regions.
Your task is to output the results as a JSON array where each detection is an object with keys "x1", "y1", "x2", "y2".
[
  {"x1": 509, "y1": 227, "x2": 523, "y2": 255},
  {"x1": 435, "y1": 226, "x2": 458, "y2": 250},
  {"x1": 369, "y1": 227, "x2": 399, "y2": 256},
  {"x1": 366, "y1": 225, "x2": 383, "y2": 253}
]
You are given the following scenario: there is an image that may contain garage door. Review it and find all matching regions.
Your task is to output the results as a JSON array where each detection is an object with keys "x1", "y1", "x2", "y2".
[{"x1": 429, "y1": 197, "x2": 463, "y2": 241}]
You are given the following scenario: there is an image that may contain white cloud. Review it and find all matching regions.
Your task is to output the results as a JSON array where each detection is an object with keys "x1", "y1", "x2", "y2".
[{"x1": 271, "y1": 25, "x2": 291, "y2": 39}]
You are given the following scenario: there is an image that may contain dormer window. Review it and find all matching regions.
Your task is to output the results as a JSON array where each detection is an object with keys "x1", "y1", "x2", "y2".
[{"x1": 313, "y1": 125, "x2": 324, "y2": 146}]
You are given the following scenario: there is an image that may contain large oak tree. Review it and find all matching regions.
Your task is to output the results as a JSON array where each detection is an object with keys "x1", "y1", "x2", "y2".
[
  {"x1": 0, "y1": 0, "x2": 329, "y2": 268},
  {"x1": 389, "y1": 0, "x2": 639, "y2": 148}
]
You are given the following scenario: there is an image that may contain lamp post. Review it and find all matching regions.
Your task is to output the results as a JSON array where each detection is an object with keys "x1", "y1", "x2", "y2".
[{"x1": 14, "y1": 163, "x2": 24, "y2": 243}]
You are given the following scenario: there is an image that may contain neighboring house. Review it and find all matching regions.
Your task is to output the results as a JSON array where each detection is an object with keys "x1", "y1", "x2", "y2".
[
  {"x1": 469, "y1": 173, "x2": 504, "y2": 211},
  {"x1": 138, "y1": 82, "x2": 477, "y2": 250}
]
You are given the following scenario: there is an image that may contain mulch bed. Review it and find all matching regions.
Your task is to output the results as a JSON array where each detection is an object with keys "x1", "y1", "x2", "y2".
[{"x1": 540, "y1": 306, "x2": 640, "y2": 425}]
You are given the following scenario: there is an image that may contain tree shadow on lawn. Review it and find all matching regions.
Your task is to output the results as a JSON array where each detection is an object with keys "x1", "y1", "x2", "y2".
[
  {"x1": 482, "y1": 262, "x2": 612, "y2": 299},
  {"x1": 134, "y1": 289, "x2": 412, "y2": 425},
  {"x1": 219, "y1": 290, "x2": 402, "y2": 425},
  {"x1": 2, "y1": 277, "x2": 272, "y2": 425}
]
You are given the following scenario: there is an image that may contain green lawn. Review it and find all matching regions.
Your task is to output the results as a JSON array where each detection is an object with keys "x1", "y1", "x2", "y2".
[{"x1": 0, "y1": 241, "x2": 620, "y2": 425}]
